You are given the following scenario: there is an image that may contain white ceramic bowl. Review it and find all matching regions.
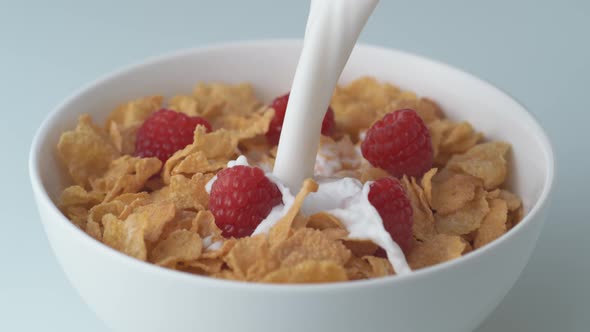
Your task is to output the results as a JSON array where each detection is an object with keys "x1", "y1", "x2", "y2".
[{"x1": 29, "y1": 40, "x2": 554, "y2": 332}]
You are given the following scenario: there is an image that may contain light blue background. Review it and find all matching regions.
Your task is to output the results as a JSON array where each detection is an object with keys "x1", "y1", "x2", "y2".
[{"x1": 1, "y1": 0, "x2": 589, "y2": 331}]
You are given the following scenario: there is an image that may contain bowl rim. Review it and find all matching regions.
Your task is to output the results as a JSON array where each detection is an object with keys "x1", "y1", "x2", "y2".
[{"x1": 28, "y1": 39, "x2": 555, "y2": 292}]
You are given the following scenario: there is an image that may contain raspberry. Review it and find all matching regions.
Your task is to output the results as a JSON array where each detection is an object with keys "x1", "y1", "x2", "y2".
[
  {"x1": 135, "y1": 109, "x2": 212, "y2": 162},
  {"x1": 361, "y1": 109, "x2": 433, "y2": 178},
  {"x1": 368, "y1": 177, "x2": 413, "y2": 254},
  {"x1": 209, "y1": 165, "x2": 283, "y2": 238},
  {"x1": 266, "y1": 93, "x2": 335, "y2": 145}
]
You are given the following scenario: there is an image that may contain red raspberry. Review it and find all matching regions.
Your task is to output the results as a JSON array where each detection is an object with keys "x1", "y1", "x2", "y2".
[
  {"x1": 209, "y1": 165, "x2": 283, "y2": 238},
  {"x1": 368, "y1": 177, "x2": 413, "y2": 254},
  {"x1": 266, "y1": 93, "x2": 335, "y2": 145},
  {"x1": 135, "y1": 109, "x2": 212, "y2": 162},
  {"x1": 361, "y1": 109, "x2": 433, "y2": 178}
]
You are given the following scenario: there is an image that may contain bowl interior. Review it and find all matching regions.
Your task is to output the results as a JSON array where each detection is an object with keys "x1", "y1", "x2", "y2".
[{"x1": 32, "y1": 40, "x2": 553, "y2": 272}]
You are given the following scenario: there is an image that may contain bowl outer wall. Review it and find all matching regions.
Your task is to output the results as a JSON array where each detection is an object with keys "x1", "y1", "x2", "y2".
[{"x1": 29, "y1": 40, "x2": 554, "y2": 332}]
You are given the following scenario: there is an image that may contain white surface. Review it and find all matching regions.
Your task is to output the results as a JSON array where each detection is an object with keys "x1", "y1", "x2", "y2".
[
  {"x1": 2, "y1": 1, "x2": 589, "y2": 331},
  {"x1": 273, "y1": 0, "x2": 377, "y2": 190},
  {"x1": 30, "y1": 41, "x2": 553, "y2": 332}
]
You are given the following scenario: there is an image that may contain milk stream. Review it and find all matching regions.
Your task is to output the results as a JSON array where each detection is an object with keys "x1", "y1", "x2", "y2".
[{"x1": 272, "y1": 0, "x2": 379, "y2": 191}]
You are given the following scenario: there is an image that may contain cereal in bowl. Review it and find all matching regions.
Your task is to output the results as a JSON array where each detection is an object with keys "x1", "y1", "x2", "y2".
[{"x1": 56, "y1": 77, "x2": 522, "y2": 283}]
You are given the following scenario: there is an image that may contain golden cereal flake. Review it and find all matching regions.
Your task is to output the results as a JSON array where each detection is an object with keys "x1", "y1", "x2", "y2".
[
  {"x1": 171, "y1": 151, "x2": 227, "y2": 177},
  {"x1": 362, "y1": 255, "x2": 394, "y2": 277},
  {"x1": 447, "y1": 142, "x2": 510, "y2": 189},
  {"x1": 344, "y1": 256, "x2": 373, "y2": 280},
  {"x1": 428, "y1": 120, "x2": 483, "y2": 166},
  {"x1": 102, "y1": 214, "x2": 147, "y2": 261},
  {"x1": 262, "y1": 260, "x2": 348, "y2": 283},
  {"x1": 105, "y1": 96, "x2": 162, "y2": 155},
  {"x1": 57, "y1": 115, "x2": 120, "y2": 187},
  {"x1": 307, "y1": 212, "x2": 345, "y2": 230},
  {"x1": 159, "y1": 210, "x2": 197, "y2": 241},
  {"x1": 108, "y1": 121, "x2": 141, "y2": 155},
  {"x1": 211, "y1": 107, "x2": 273, "y2": 137},
  {"x1": 435, "y1": 189, "x2": 490, "y2": 235},
  {"x1": 182, "y1": 258, "x2": 225, "y2": 275},
  {"x1": 429, "y1": 173, "x2": 482, "y2": 215},
  {"x1": 59, "y1": 186, "x2": 105, "y2": 227},
  {"x1": 342, "y1": 239, "x2": 378, "y2": 257},
  {"x1": 474, "y1": 199, "x2": 508, "y2": 249},
  {"x1": 268, "y1": 179, "x2": 318, "y2": 247},
  {"x1": 223, "y1": 234, "x2": 278, "y2": 281},
  {"x1": 85, "y1": 220, "x2": 103, "y2": 241},
  {"x1": 272, "y1": 228, "x2": 351, "y2": 268},
  {"x1": 126, "y1": 202, "x2": 176, "y2": 243},
  {"x1": 149, "y1": 230, "x2": 203, "y2": 268},
  {"x1": 162, "y1": 127, "x2": 238, "y2": 183},
  {"x1": 105, "y1": 95, "x2": 162, "y2": 129},
  {"x1": 192, "y1": 210, "x2": 222, "y2": 240},
  {"x1": 168, "y1": 95, "x2": 201, "y2": 117},
  {"x1": 498, "y1": 189, "x2": 522, "y2": 212},
  {"x1": 60, "y1": 185, "x2": 104, "y2": 208},
  {"x1": 383, "y1": 97, "x2": 444, "y2": 124},
  {"x1": 192, "y1": 82, "x2": 262, "y2": 117},
  {"x1": 151, "y1": 173, "x2": 213, "y2": 211},
  {"x1": 408, "y1": 234, "x2": 468, "y2": 270},
  {"x1": 87, "y1": 200, "x2": 126, "y2": 228},
  {"x1": 331, "y1": 77, "x2": 402, "y2": 137},
  {"x1": 401, "y1": 176, "x2": 436, "y2": 241},
  {"x1": 201, "y1": 238, "x2": 237, "y2": 260},
  {"x1": 441, "y1": 122, "x2": 483, "y2": 154},
  {"x1": 90, "y1": 156, "x2": 161, "y2": 201}
]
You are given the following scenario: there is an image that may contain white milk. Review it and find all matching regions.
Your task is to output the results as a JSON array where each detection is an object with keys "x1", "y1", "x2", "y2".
[{"x1": 273, "y1": 0, "x2": 379, "y2": 191}]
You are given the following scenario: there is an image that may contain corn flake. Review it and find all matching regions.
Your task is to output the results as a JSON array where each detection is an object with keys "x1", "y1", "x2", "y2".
[
  {"x1": 408, "y1": 234, "x2": 467, "y2": 269},
  {"x1": 90, "y1": 156, "x2": 161, "y2": 201},
  {"x1": 435, "y1": 189, "x2": 490, "y2": 235},
  {"x1": 162, "y1": 127, "x2": 238, "y2": 183},
  {"x1": 193, "y1": 82, "x2": 262, "y2": 116},
  {"x1": 268, "y1": 179, "x2": 318, "y2": 247},
  {"x1": 87, "y1": 200, "x2": 126, "y2": 228},
  {"x1": 102, "y1": 214, "x2": 147, "y2": 261},
  {"x1": 262, "y1": 260, "x2": 347, "y2": 284},
  {"x1": 342, "y1": 240, "x2": 378, "y2": 257},
  {"x1": 430, "y1": 173, "x2": 482, "y2": 215},
  {"x1": 224, "y1": 234, "x2": 277, "y2": 280},
  {"x1": 474, "y1": 199, "x2": 508, "y2": 249},
  {"x1": 447, "y1": 142, "x2": 510, "y2": 189},
  {"x1": 386, "y1": 97, "x2": 443, "y2": 124},
  {"x1": 401, "y1": 176, "x2": 436, "y2": 241},
  {"x1": 59, "y1": 186, "x2": 105, "y2": 227},
  {"x1": 106, "y1": 96, "x2": 162, "y2": 129},
  {"x1": 363, "y1": 255, "x2": 394, "y2": 277},
  {"x1": 344, "y1": 256, "x2": 373, "y2": 280},
  {"x1": 149, "y1": 230, "x2": 203, "y2": 268},
  {"x1": 182, "y1": 258, "x2": 224, "y2": 275},
  {"x1": 331, "y1": 77, "x2": 402, "y2": 137},
  {"x1": 151, "y1": 173, "x2": 212, "y2": 211},
  {"x1": 126, "y1": 202, "x2": 176, "y2": 243},
  {"x1": 428, "y1": 120, "x2": 483, "y2": 166},
  {"x1": 57, "y1": 115, "x2": 120, "y2": 187},
  {"x1": 272, "y1": 228, "x2": 351, "y2": 268},
  {"x1": 168, "y1": 95, "x2": 201, "y2": 117},
  {"x1": 159, "y1": 211, "x2": 197, "y2": 241}
]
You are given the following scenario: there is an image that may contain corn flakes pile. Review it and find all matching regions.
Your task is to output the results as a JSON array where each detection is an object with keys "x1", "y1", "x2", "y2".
[{"x1": 57, "y1": 77, "x2": 523, "y2": 283}]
